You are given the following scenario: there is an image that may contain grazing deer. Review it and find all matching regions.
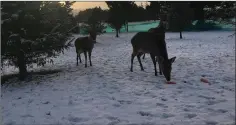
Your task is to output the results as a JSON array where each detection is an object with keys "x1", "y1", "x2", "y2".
[
  {"x1": 142, "y1": 20, "x2": 167, "y2": 59},
  {"x1": 130, "y1": 31, "x2": 176, "y2": 81},
  {"x1": 75, "y1": 32, "x2": 96, "y2": 67}
]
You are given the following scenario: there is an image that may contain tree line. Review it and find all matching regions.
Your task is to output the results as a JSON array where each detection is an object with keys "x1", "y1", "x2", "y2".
[{"x1": 75, "y1": 1, "x2": 235, "y2": 38}]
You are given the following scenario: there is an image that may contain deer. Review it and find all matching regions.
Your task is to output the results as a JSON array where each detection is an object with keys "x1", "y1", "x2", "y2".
[
  {"x1": 130, "y1": 22, "x2": 176, "y2": 81},
  {"x1": 75, "y1": 31, "x2": 96, "y2": 67},
  {"x1": 142, "y1": 20, "x2": 167, "y2": 59}
]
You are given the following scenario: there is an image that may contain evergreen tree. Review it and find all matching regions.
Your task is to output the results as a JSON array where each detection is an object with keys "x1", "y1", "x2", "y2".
[
  {"x1": 189, "y1": 1, "x2": 221, "y2": 23},
  {"x1": 1, "y1": 1, "x2": 75, "y2": 80},
  {"x1": 205, "y1": 1, "x2": 236, "y2": 35},
  {"x1": 80, "y1": 7, "x2": 107, "y2": 41},
  {"x1": 106, "y1": 2, "x2": 126, "y2": 37},
  {"x1": 146, "y1": 1, "x2": 161, "y2": 20},
  {"x1": 167, "y1": 2, "x2": 193, "y2": 39}
]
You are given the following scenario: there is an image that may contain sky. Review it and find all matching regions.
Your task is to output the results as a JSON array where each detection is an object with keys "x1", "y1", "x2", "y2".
[{"x1": 72, "y1": 2, "x2": 149, "y2": 15}]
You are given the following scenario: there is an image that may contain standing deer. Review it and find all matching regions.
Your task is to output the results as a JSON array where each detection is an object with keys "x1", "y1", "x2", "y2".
[
  {"x1": 75, "y1": 32, "x2": 96, "y2": 67},
  {"x1": 130, "y1": 26, "x2": 176, "y2": 81},
  {"x1": 142, "y1": 20, "x2": 167, "y2": 59}
]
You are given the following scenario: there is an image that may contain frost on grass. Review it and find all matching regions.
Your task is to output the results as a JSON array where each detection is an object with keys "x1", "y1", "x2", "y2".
[{"x1": 1, "y1": 31, "x2": 235, "y2": 125}]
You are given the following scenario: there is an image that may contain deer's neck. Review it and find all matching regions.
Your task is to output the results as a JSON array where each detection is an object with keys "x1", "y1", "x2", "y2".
[{"x1": 158, "y1": 40, "x2": 169, "y2": 60}]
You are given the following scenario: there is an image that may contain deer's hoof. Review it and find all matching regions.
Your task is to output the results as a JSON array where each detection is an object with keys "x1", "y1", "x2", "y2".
[{"x1": 130, "y1": 69, "x2": 133, "y2": 72}]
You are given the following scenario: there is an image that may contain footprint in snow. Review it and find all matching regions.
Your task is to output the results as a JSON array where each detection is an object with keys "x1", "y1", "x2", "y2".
[
  {"x1": 205, "y1": 121, "x2": 218, "y2": 125},
  {"x1": 68, "y1": 100, "x2": 73, "y2": 105},
  {"x1": 28, "y1": 99, "x2": 34, "y2": 104},
  {"x1": 113, "y1": 103, "x2": 121, "y2": 107},
  {"x1": 198, "y1": 95, "x2": 215, "y2": 100},
  {"x1": 108, "y1": 121, "x2": 121, "y2": 125},
  {"x1": 67, "y1": 115, "x2": 88, "y2": 123},
  {"x1": 207, "y1": 108, "x2": 228, "y2": 114},
  {"x1": 106, "y1": 116, "x2": 121, "y2": 125},
  {"x1": 161, "y1": 113, "x2": 175, "y2": 118},
  {"x1": 21, "y1": 114, "x2": 34, "y2": 118},
  {"x1": 217, "y1": 109, "x2": 228, "y2": 113},
  {"x1": 42, "y1": 101, "x2": 50, "y2": 104},
  {"x1": 156, "y1": 103, "x2": 168, "y2": 108},
  {"x1": 177, "y1": 90, "x2": 183, "y2": 94},
  {"x1": 184, "y1": 113, "x2": 197, "y2": 119},
  {"x1": 183, "y1": 108, "x2": 190, "y2": 112},
  {"x1": 137, "y1": 111, "x2": 153, "y2": 117},
  {"x1": 46, "y1": 111, "x2": 51, "y2": 116},
  {"x1": 5, "y1": 121, "x2": 16, "y2": 125},
  {"x1": 161, "y1": 98, "x2": 168, "y2": 101},
  {"x1": 206, "y1": 99, "x2": 227, "y2": 105},
  {"x1": 118, "y1": 100, "x2": 132, "y2": 105},
  {"x1": 106, "y1": 116, "x2": 119, "y2": 121}
]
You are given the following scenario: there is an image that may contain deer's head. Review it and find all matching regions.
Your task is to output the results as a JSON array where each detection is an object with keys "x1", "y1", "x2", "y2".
[
  {"x1": 159, "y1": 20, "x2": 169, "y2": 30},
  {"x1": 159, "y1": 13, "x2": 169, "y2": 30},
  {"x1": 158, "y1": 56, "x2": 176, "y2": 81},
  {"x1": 89, "y1": 31, "x2": 97, "y2": 43}
]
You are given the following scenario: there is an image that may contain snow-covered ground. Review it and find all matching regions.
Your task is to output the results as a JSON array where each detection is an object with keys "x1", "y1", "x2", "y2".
[{"x1": 1, "y1": 31, "x2": 235, "y2": 125}]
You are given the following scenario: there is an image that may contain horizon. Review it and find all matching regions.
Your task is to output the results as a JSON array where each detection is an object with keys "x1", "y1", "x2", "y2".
[{"x1": 71, "y1": 1, "x2": 149, "y2": 15}]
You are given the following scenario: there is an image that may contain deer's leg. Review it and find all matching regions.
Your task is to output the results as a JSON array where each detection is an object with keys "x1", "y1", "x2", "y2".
[
  {"x1": 130, "y1": 52, "x2": 137, "y2": 72},
  {"x1": 88, "y1": 50, "x2": 92, "y2": 66},
  {"x1": 76, "y1": 53, "x2": 79, "y2": 66},
  {"x1": 84, "y1": 51, "x2": 87, "y2": 68},
  {"x1": 137, "y1": 53, "x2": 144, "y2": 71},
  {"x1": 159, "y1": 64, "x2": 162, "y2": 75},
  {"x1": 150, "y1": 54, "x2": 157, "y2": 76},
  {"x1": 142, "y1": 54, "x2": 145, "y2": 59},
  {"x1": 79, "y1": 54, "x2": 82, "y2": 63},
  {"x1": 157, "y1": 57, "x2": 162, "y2": 75}
]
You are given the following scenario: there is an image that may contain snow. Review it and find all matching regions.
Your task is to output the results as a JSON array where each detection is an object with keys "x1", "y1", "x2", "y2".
[{"x1": 1, "y1": 31, "x2": 235, "y2": 125}]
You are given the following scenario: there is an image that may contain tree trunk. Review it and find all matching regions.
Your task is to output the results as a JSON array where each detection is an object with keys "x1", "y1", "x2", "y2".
[
  {"x1": 116, "y1": 29, "x2": 119, "y2": 37},
  {"x1": 180, "y1": 31, "x2": 182, "y2": 39},
  {"x1": 17, "y1": 50, "x2": 27, "y2": 80},
  {"x1": 126, "y1": 22, "x2": 129, "y2": 32}
]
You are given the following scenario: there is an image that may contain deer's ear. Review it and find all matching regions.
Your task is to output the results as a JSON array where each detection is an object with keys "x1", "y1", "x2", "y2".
[
  {"x1": 159, "y1": 56, "x2": 164, "y2": 63},
  {"x1": 170, "y1": 56, "x2": 176, "y2": 63}
]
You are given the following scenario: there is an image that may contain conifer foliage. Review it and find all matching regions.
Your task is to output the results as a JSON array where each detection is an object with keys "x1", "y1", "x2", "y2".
[{"x1": 1, "y1": 1, "x2": 75, "y2": 80}]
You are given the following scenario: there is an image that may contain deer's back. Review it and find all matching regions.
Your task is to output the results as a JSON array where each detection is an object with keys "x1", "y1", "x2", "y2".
[
  {"x1": 148, "y1": 27, "x2": 165, "y2": 39},
  {"x1": 131, "y1": 32, "x2": 168, "y2": 58},
  {"x1": 75, "y1": 37, "x2": 94, "y2": 50}
]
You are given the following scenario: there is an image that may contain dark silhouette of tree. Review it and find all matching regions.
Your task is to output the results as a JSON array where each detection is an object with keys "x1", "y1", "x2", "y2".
[
  {"x1": 146, "y1": 2, "x2": 161, "y2": 20},
  {"x1": 1, "y1": 1, "x2": 75, "y2": 80},
  {"x1": 189, "y1": 1, "x2": 221, "y2": 23},
  {"x1": 205, "y1": 1, "x2": 236, "y2": 35},
  {"x1": 75, "y1": 7, "x2": 108, "y2": 23},
  {"x1": 120, "y1": 2, "x2": 136, "y2": 32},
  {"x1": 80, "y1": 7, "x2": 107, "y2": 42},
  {"x1": 106, "y1": 2, "x2": 136, "y2": 32},
  {"x1": 132, "y1": 5, "x2": 149, "y2": 22},
  {"x1": 106, "y1": 2, "x2": 126, "y2": 37},
  {"x1": 167, "y1": 2, "x2": 194, "y2": 39},
  {"x1": 206, "y1": 1, "x2": 235, "y2": 23}
]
